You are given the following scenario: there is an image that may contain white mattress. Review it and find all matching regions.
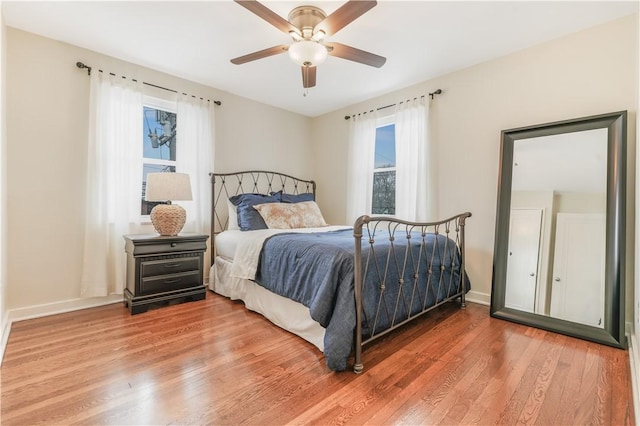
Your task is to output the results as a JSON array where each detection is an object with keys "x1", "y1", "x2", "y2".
[
  {"x1": 214, "y1": 229, "x2": 242, "y2": 260},
  {"x1": 209, "y1": 256, "x2": 326, "y2": 352}
]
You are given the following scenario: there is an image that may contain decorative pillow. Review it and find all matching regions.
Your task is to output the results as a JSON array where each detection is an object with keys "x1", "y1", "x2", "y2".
[
  {"x1": 253, "y1": 201, "x2": 328, "y2": 229},
  {"x1": 280, "y1": 192, "x2": 315, "y2": 203},
  {"x1": 229, "y1": 193, "x2": 281, "y2": 231},
  {"x1": 227, "y1": 199, "x2": 239, "y2": 230}
]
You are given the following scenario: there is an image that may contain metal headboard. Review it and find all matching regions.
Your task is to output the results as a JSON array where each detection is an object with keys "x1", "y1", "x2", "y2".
[{"x1": 209, "y1": 170, "x2": 316, "y2": 265}]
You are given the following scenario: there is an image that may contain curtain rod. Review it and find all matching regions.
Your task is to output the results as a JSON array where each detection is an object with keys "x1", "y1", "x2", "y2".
[
  {"x1": 76, "y1": 62, "x2": 222, "y2": 106},
  {"x1": 344, "y1": 89, "x2": 442, "y2": 120}
]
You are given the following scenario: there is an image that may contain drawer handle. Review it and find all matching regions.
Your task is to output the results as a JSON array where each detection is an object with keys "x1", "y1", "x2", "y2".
[
  {"x1": 164, "y1": 263, "x2": 181, "y2": 268},
  {"x1": 164, "y1": 278, "x2": 182, "y2": 284},
  {"x1": 170, "y1": 243, "x2": 177, "y2": 248}
]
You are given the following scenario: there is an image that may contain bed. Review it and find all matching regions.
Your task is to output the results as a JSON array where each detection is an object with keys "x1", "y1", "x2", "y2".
[{"x1": 209, "y1": 170, "x2": 471, "y2": 373}]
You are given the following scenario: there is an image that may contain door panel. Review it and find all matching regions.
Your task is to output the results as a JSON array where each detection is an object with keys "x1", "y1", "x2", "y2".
[
  {"x1": 550, "y1": 213, "x2": 605, "y2": 327},
  {"x1": 504, "y1": 209, "x2": 543, "y2": 313}
]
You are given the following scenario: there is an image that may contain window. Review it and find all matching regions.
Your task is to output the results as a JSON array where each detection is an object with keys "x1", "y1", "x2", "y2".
[
  {"x1": 372, "y1": 119, "x2": 396, "y2": 215},
  {"x1": 141, "y1": 97, "x2": 177, "y2": 215}
]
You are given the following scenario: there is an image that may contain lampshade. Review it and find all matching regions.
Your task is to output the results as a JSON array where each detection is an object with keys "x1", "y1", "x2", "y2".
[
  {"x1": 145, "y1": 172, "x2": 192, "y2": 236},
  {"x1": 288, "y1": 40, "x2": 328, "y2": 67},
  {"x1": 145, "y1": 172, "x2": 192, "y2": 202}
]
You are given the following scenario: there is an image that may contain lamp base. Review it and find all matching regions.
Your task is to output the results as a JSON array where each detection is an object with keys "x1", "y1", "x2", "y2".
[{"x1": 150, "y1": 204, "x2": 186, "y2": 236}]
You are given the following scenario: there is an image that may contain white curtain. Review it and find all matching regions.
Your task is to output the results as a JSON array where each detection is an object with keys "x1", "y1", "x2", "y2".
[
  {"x1": 81, "y1": 73, "x2": 143, "y2": 297},
  {"x1": 176, "y1": 95, "x2": 215, "y2": 236},
  {"x1": 346, "y1": 112, "x2": 377, "y2": 224},
  {"x1": 394, "y1": 96, "x2": 437, "y2": 222}
]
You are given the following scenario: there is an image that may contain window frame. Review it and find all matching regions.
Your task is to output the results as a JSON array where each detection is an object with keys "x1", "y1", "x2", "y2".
[
  {"x1": 371, "y1": 114, "x2": 396, "y2": 216},
  {"x1": 141, "y1": 95, "x2": 178, "y2": 219}
]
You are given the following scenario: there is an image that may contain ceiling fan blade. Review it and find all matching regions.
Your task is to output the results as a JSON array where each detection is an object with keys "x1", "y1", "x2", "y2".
[
  {"x1": 314, "y1": 0, "x2": 377, "y2": 37},
  {"x1": 326, "y1": 42, "x2": 386, "y2": 68},
  {"x1": 302, "y1": 66, "x2": 317, "y2": 88},
  {"x1": 235, "y1": 1, "x2": 300, "y2": 35},
  {"x1": 231, "y1": 45, "x2": 288, "y2": 65}
]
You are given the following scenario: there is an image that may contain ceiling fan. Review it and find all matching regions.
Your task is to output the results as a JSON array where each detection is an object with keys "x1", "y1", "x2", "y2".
[{"x1": 231, "y1": 0, "x2": 386, "y2": 89}]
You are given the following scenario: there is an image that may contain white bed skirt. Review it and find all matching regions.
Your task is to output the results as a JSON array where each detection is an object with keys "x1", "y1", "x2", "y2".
[{"x1": 209, "y1": 256, "x2": 326, "y2": 352}]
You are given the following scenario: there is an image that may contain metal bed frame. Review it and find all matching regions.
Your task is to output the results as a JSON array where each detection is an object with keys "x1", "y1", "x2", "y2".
[{"x1": 210, "y1": 170, "x2": 471, "y2": 373}]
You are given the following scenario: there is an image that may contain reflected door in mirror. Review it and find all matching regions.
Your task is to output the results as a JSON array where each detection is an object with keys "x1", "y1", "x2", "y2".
[
  {"x1": 505, "y1": 209, "x2": 542, "y2": 313},
  {"x1": 549, "y1": 212, "x2": 605, "y2": 328}
]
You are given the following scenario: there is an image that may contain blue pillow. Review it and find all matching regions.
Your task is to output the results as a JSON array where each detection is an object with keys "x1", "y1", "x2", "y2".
[
  {"x1": 275, "y1": 192, "x2": 315, "y2": 203},
  {"x1": 229, "y1": 193, "x2": 281, "y2": 231}
]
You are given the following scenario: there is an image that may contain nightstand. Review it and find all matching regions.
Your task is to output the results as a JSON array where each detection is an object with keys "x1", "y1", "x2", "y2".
[{"x1": 123, "y1": 233, "x2": 209, "y2": 314}]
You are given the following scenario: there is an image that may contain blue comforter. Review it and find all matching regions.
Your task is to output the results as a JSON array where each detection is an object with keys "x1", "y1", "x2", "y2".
[{"x1": 254, "y1": 228, "x2": 468, "y2": 371}]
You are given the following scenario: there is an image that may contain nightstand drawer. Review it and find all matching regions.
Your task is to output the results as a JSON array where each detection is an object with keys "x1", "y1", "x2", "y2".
[
  {"x1": 141, "y1": 257, "x2": 200, "y2": 278},
  {"x1": 140, "y1": 271, "x2": 202, "y2": 295},
  {"x1": 131, "y1": 240, "x2": 207, "y2": 256}
]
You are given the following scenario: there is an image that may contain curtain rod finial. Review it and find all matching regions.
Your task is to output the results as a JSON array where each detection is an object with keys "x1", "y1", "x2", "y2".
[
  {"x1": 76, "y1": 61, "x2": 92, "y2": 76},
  {"x1": 429, "y1": 89, "x2": 442, "y2": 99}
]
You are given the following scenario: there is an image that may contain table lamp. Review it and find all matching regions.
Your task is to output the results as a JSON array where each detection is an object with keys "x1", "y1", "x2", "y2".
[{"x1": 145, "y1": 172, "x2": 193, "y2": 236}]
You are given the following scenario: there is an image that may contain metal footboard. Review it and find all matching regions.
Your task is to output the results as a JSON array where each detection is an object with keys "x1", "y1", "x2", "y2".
[{"x1": 352, "y1": 212, "x2": 472, "y2": 373}]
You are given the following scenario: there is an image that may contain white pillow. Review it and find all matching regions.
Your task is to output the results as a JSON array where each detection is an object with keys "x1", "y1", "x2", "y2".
[
  {"x1": 253, "y1": 201, "x2": 328, "y2": 229},
  {"x1": 227, "y1": 199, "x2": 239, "y2": 230}
]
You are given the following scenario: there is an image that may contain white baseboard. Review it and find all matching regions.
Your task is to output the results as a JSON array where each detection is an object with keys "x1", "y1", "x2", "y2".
[
  {"x1": 466, "y1": 290, "x2": 490, "y2": 306},
  {"x1": 629, "y1": 332, "x2": 640, "y2": 426},
  {"x1": 0, "y1": 310, "x2": 10, "y2": 366},
  {"x1": 7, "y1": 294, "x2": 123, "y2": 323},
  {"x1": 0, "y1": 295, "x2": 122, "y2": 366}
]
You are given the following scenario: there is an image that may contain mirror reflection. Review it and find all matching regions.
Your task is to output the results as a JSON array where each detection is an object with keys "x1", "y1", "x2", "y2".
[
  {"x1": 492, "y1": 110, "x2": 627, "y2": 349},
  {"x1": 505, "y1": 129, "x2": 607, "y2": 327}
]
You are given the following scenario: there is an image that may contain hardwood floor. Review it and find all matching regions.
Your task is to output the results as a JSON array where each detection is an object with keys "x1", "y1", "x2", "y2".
[{"x1": 1, "y1": 292, "x2": 634, "y2": 425}]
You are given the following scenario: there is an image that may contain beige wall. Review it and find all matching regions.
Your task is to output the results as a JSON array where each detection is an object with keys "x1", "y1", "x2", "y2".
[
  {"x1": 310, "y1": 15, "x2": 638, "y2": 305},
  {"x1": 634, "y1": 12, "x2": 640, "y2": 412},
  {"x1": 5, "y1": 28, "x2": 312, "y2": 312},
  {"x1": 0, "y1": 8, "x2": 7, "y2": 353}
]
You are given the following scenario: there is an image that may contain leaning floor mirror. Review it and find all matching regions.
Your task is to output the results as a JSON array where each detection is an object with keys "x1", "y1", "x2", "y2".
[{"x1": 491, "y1": 111, "x2": 627, "y2": 348}]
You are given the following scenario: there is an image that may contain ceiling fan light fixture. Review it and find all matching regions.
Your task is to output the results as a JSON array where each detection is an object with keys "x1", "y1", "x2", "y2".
[
  {"x1": 288, "y1": 40, "x2": 327, "y2": 66},
  {"x1": 311, "y1": 30, "x2": 326, "y2": 42},
  {"x1": 289, "y1": 30, "x2": 303, "y2": 41}
]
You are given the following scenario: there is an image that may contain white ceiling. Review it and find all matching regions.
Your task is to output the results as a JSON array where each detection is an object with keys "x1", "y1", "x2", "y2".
[{"x1": 3, "y1": 1, "x2": 638, "y2": 117}]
